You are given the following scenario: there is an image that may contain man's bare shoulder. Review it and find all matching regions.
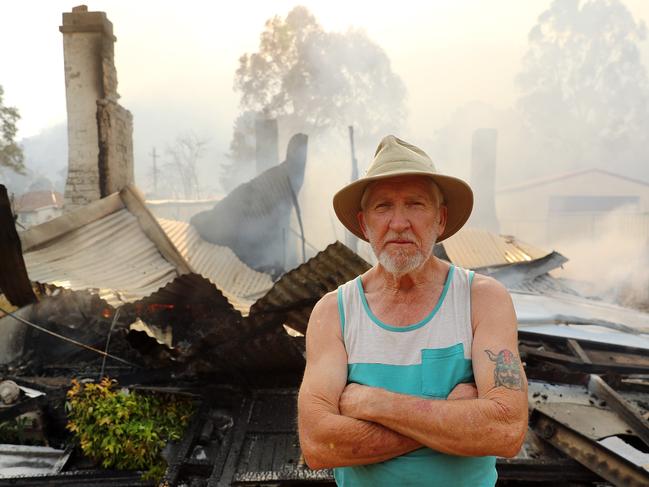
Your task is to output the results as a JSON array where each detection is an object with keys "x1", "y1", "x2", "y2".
[
  {"x1": 306, "y1": 290, "x2": 341, "y2": 337},
  {"x1": 312, "y1": 290, "x2": 338, "y2": 316},
  {"x1": 471, "y1": 273, "x2": 511, "y2": 302},
  {"x1": 470, "y1": 273, "x2": 516, "y2": 328}
]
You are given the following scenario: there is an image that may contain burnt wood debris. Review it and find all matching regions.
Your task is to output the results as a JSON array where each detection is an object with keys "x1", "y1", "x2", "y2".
[{"x1": 2, "y1": 5, "x2": 649, "y2": 487}]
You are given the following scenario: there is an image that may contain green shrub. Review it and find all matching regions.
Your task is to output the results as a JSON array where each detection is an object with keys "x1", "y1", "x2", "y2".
[{"x1": 66, "y1": 377, "x2": 194, "y2": 481}]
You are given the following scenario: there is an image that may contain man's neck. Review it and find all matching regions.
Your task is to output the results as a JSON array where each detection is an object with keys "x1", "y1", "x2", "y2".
[{"x1": 372, "y1": 257, "x2": 449, "y2": 295}]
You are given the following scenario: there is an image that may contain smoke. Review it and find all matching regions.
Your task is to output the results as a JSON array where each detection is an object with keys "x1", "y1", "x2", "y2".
[
  {"x1": 551, "y1": 206, "x2": 649, "y2": 310},
  {"x1": 295, "y1": 129, "x2": 383, "y2": 264}
]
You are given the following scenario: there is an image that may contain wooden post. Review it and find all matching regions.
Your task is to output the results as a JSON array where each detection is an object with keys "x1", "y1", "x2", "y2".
[{"x1": 0, "y1": 184, "x2": 37, "y2": 307}]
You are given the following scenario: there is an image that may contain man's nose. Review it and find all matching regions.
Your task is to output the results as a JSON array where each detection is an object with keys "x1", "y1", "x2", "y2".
[{"x1": 388, "y1": 205, "x2": 411, "y2": 233}]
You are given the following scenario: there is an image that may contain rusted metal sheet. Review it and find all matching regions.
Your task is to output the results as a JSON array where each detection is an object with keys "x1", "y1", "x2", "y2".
[
  {"x1": 158, "y1": 218, "x2": 273, "y2": 315},
  {"x1": 123, "y1": 274, "x2": 305, "y2": 377},
  {"x1": 250, "y1": 241, "x2": 371, "y2": 335},
  {"x1": 442, "y1": 227, "x2": 550, "y2": 269},
  {"x1": 532, "y1": 410, "x2": 649, "y2": 487}
]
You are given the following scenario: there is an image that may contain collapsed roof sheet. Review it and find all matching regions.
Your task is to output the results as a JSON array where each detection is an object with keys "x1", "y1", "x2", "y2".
[
  {"x1": 251, "y1": 241, "x2": 371, "y2": 334},
  {"x1": 158, "y1": 218, "x2": 273, "y2": 315},
  {"x1": 508, "y1": 273, "x2": 579, "y2": 296},
  {"x1": 18, "y1": 186, "x2": 272, "y2": 312},
  {"x1": 442, "y1": 227, "x2": 550, "y2": 269},
  {"x1": 23, "y1": 208, "x2": 178, "y2": 307},
  {"x1": 513, "y1": 290, "x2": 649, "y2": 348}
]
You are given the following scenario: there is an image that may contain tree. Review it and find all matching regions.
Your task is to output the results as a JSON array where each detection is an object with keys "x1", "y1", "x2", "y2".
[
  {"x1": 160, "y1": 133, "x2": 207, "y2": 199},
  {"x1": 223, "y1": 6, "x2": 406, "y2": 190},
  {"x1": 220, "y1": 111, "x2": 258, "y2": 192},
  {"x1": 0, "y1": 85, "x2": 25, "y2": 175},
  {"x1": 516, "y1": 0, "x2": 649, "y2": 174}
]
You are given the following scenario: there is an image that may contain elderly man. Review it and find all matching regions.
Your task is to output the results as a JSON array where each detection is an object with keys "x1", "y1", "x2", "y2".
[{"x1": 297, "y1": 136, "x2": 528, "y2": 486}]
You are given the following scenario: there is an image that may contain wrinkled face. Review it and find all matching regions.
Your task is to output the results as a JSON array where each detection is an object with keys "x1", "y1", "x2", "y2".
[{"x1": 358, "y1": 176, "x2": 447, "y2": 276}]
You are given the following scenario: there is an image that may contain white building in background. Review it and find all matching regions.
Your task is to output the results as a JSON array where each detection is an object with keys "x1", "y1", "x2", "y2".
[
  {"x1": 496, "y1": 168, "x2": 649, "y2": 247},
  {"x1": 14, "y1": 190, "x2": 64, "y2": 228}
]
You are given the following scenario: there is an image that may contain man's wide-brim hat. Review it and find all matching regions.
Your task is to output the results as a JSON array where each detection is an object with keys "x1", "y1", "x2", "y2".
[{"x1": 333, "y1": 135, "x2": 473, "y2": 243}]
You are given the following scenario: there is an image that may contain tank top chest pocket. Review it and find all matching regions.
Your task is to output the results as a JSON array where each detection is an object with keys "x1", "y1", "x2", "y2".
[{"x1": 421, "y1": 343, "x2": 474, "y2": 398}]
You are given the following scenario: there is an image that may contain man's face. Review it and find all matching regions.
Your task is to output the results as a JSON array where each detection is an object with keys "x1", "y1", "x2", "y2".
[{"x1": 358, "y1": 176, "x2": 447, "y2": 275}]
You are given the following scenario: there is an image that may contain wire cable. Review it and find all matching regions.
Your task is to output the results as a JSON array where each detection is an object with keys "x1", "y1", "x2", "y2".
[{"x1": 0, "y1": 304, "x2": 139, "y2": 368}]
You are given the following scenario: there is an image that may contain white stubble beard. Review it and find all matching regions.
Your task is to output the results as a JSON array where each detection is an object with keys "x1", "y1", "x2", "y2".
[{"x1": 368, "y1": 228, "x2": 437, "y2": 277}]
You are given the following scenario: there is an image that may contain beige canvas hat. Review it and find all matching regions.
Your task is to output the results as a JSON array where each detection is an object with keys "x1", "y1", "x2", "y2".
[{"x1": 333, "y1": 135, "x2": 473, "y2": 243}]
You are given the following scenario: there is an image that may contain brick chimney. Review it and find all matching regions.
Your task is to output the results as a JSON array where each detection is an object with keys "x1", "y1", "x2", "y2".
[{"x1": 60, "y1": 5, "x2": 134, "y2": 210}]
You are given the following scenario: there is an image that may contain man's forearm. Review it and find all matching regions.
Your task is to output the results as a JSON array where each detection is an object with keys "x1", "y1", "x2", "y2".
[
  {"x1": 344, "y1": 387, "x2": 527, "y2": 458},
  {"x1": 299, "y1": 409, "x2": 421, "y2": 469}
]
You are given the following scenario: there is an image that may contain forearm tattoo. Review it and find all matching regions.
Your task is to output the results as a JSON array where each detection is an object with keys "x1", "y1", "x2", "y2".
[{"x1": 485, "y1": 349, "x2": 523, "y2": 390}]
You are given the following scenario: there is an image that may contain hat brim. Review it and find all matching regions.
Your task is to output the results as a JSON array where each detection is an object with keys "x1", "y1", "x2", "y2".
[{"x1": 333, "y1": 169, "x2": 473, "y2": 243}]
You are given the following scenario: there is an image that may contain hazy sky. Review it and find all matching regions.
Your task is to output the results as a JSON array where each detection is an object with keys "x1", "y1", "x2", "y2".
[{"x1": 3, "y1": 0, "x2": 649, "y2": 184}]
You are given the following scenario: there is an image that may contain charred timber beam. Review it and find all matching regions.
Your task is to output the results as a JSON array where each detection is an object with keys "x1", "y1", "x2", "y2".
[
  {"x1": 161, "y1": 400, "x2": 210, "y2": 486},
  {"x1": 119, "y1": 184, "x2": 193, "y2": 275},
  {"x1": 532, "y1": 410, "x2": 649, "y2": 487},
  {"x1": 520, "y1": 344, "x2": 649, "y2": 375},
  {"x1": 588, "y1": 374, "x2": 649, "y2": 448},
  {"x1": 567, "y1": 338, "x2": 592, "y2": 364},
  {"x1": 495, "y1": 457, "x2": 599, "y2": 482},
  {"x1": 209, "y1": 396, "x2": 255, "y2": 487},
  {"x1": 0, "y1": 184, "x2": 37, "y2": 307},
  {"x1": 519, "y1": 330, "x2": 649, "y2": 356}
]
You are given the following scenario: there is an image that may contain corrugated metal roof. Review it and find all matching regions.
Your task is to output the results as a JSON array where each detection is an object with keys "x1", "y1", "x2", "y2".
[
  {"x1": 23, "y1": 208, "x2": 179, "y2": 307},
  {"x1": 251, "y1": 241, "x2": 371, "y2": 334},
  {"x1": 513, "y1": 291, "x2": 649, "y2": 334},
  {"x1": 20, "y1": 185, "x2": 273, "y2": 314},
  {"x1": 124, "y1": 273, "x2": 306, "y2": 375},
  {"x1": 157, "y1": 218, "x2": 273, "y2": 315},
  {"x1": 508, "y1": 274, "x2": 579, "y2": 296},
  {"x1": 442, "y1": 227, "x2": 550, "y2": 269}
]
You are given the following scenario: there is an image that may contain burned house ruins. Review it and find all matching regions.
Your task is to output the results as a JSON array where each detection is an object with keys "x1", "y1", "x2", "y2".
[{"x1": 1, "y1": 6, "x2": 649, "y2": 487}]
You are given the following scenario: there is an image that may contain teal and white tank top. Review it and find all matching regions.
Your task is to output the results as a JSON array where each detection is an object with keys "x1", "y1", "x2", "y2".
[{"x1": 333, "y1": 265, "x2": 497, "y2": 487}]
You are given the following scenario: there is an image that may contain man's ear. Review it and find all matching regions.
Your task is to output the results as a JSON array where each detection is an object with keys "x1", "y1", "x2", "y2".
[
  {"x1": 357, "y1": 211, "x2": 369, "y2": 240},
  {"x1": 437, "y1": 205, "x2": 448, "y2": 234}
]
